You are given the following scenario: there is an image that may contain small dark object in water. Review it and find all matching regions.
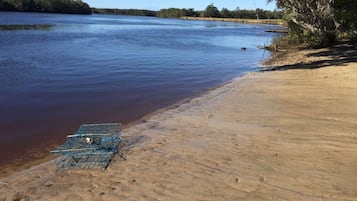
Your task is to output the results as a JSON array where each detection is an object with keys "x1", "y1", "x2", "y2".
[{"x1": 241, "y1": 47, "x2": 247, "y2": 51}]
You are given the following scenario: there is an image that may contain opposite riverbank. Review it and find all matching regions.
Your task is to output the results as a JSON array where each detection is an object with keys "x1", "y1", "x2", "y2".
[
  {"x1": 181, "y1": 16, "x2": 285, "y2": 25},
  {"x1": 1, "y1": 45, "x2": 357, "y2": 200}
]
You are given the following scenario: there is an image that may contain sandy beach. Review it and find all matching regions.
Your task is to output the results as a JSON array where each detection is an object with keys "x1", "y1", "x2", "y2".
[{"x1": 1, "y1": 45, "x2": 357, "y2": 201}]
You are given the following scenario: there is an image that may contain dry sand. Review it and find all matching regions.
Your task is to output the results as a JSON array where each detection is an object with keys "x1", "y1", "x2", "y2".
[{"x1": 1, "y1": 46, "x2": 357, "y2": 201}]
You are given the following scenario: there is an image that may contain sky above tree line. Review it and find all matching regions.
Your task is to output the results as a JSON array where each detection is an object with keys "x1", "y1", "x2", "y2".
[{"x1": 84, "y1": 0, "x2": 277, "y2": 11}]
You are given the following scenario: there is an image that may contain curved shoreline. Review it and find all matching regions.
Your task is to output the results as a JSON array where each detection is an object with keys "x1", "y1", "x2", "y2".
[
  {"x1": 1, "y1": 70, "x2": 252, "y2": 181},
  {"x1": 181, "y1": 16, "x2": 285, "y2": 25},
  {"x1": 0, "y1": 70, "x2": 251, "y2": 179},
  {"x1": 1, "y1": 46, "x2": 357, "y2": 200},
  {"x1": 0, "y1": 70, "x2": 250, "y2": 179}
]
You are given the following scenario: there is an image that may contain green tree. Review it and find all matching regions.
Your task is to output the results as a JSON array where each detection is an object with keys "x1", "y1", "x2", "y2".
[
  {"x1": 270, "y1": 0, "x2": 357, "y2": 46},
  {"x1": 202, "y1": 4, "x2": 220, "y2": 17},
  {"x1": 220, "y1": 8, "x2": 232, "y2": 18},
  {"x1": 269, "y1": 0, "x2": 337, "y2": 46},
  {"x1": 184, "y1": 8, "x2": 197, "y2": 17},
  {"x1": 231, "y1": 9, "x2": 256, "y2": 19},
  {"x1": 157, "y1": 8, "x2": 184, "y2": 18}
]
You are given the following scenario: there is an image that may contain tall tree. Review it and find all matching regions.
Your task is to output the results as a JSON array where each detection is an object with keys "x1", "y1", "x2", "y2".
[
  {"x1": 202, "y1": 4, "x2": 220, "y2": 17},
  {"x1": 270, "y1": 0, "x2": 357, "y2": 45},
  {"x1": 220, "y1": 8, "x2": 232, "y2": 18},
  {"x1": 273, "y1": 0, "x2": 335, "y2": 32},
  {"x1": 269, "y1": 0, "x2": 339, "y2": 46}
]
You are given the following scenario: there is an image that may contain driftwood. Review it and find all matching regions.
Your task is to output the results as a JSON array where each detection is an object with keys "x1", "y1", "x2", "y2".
[
  {"x1": 265, "y1": 29, "x2": 288, "y2": 33},
  {"x1": 257, "y1": 44, "x2": 287, "y2": 52}
]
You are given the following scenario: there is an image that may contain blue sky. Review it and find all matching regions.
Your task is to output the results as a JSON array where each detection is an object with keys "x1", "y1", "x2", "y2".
[{"x1": 84, "y1": 0, "x2": 277, "y2": 11}]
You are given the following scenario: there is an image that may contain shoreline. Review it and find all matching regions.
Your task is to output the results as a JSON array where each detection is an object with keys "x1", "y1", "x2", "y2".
[
  {"x1": 1, "y1": 45, "x2": 357, "y2": 200},
  {"x1": 0, "y1": 12, "x2": 274, "y2": 178},
  {"x1": 181, "y1": 16, "x2": 286, "y2": 25},
  {"x1": 0, "y1": 70, "x2": 256, "y2": 182},
  {"x1": 0, "y1": 71, "x2": 250, "y2": 179},
  {"x1": 0, "y1": 71, "x2": 251, "y2": 182}
]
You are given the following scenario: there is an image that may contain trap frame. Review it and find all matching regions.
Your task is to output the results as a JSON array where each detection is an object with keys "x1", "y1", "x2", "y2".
[{"x1": 51, "y1": 123, "x2": 122, "y2": 169}]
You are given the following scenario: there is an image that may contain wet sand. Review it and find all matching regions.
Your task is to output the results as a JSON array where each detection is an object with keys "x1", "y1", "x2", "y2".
[{"x1": 1, "y1": 46, "x2": 357, "y2": 200}]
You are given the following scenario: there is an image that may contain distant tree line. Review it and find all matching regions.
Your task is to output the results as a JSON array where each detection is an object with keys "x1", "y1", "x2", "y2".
[
  {"x1": 92, "y1": 8, "x2": 156, "y2": 17},
  {"x1": 0, "y1": 0, "x2": 91, "y2": 14},
  {"x1": 93, "y1": 8, "x2": 199, "y2": 18},
  {"x1": 0, "y1": 1, "x2": 282, "y2": 20},
  {"x1": 156, "y1": 8, "x2": 199, "y2": 18},
  {"x1": 94, "y1": 6, "x2": 283, "y2": 19},
  {"x1": 204, "y1": 5, "x2": 283, "y2": 19}
]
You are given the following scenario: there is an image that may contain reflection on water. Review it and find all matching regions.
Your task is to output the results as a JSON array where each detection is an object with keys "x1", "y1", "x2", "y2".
[
  {"x1": 0, "y1": 12, "x2": 279, "y2": 175},
  {"x1": 0, "y1": 24, "x2": 54, "y2": 30}
]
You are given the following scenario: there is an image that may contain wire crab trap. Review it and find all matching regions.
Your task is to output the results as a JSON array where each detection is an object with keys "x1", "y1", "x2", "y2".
[{"x1": 51, "y1": 123, "x2": 123, "y2": 170}]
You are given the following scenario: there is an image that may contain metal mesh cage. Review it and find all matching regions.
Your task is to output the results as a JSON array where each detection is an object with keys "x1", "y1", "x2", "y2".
[{"x1": 51, "y1": 123, "x2": 122, "y2": 169}]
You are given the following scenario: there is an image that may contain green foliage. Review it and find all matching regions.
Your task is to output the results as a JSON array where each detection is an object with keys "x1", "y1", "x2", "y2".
[
  {"x1": 0, "y1": 0, "x2": 91, "y2": 14},
  {"x1": 0, "y1": 1, "x2": 283, "y2": 21},
  {"x1": 220, "y1": 8, "x2": 232, "y2": 18},
  {"x1": 156, "y1": 6, "x2": 282, "y2": 19},
  {"x1": 94, "y1": 4, "x2": 282, "y2": 20},
  {"x1": 157, "y1": 8, "x2": 197, "y2": 18},
  {"x1": 230, "y1": 8, "x2": 282, "y2": 19},
  {"x1": 202, "y1": 4, "x2": 221, "y2": 17},
  {"x1": 92, "y1": 8, "x2": 156, "y2": 16},
  {"x1": 334, "y1": 0, "x2": 357, "y2": 41},
  {"x1": 199, "y1": 4, "x2": 282, "y2": 19},
  {"x1": 271, "y1": 0, "x2": 357, "y2": 47},
  {"x1": 93, "y1": 8, "x2": 198, "y2": 18}
]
